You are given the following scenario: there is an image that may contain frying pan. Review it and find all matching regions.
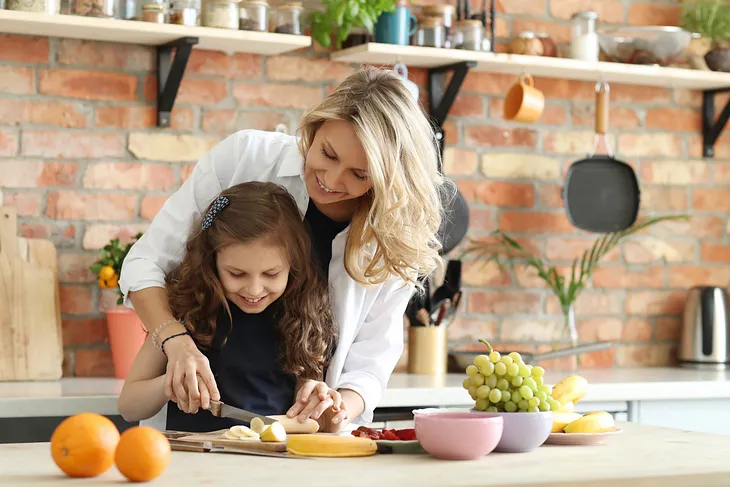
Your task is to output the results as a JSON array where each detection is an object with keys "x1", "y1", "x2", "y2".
[{"x1": 562, "y1": 81, "x2": 641, "y2": 233}]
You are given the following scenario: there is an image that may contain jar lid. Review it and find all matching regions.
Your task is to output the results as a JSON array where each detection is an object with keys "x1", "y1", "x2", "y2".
[
  {"x1": 571, "y1": 10, "x2": 598, "y2": 20},
  {"x1": 516, "y1": 31, "x2": 536, "y2": 38},
  {"x1": 142, "y1": 4, "x2": 164, "y2": 10},
  {"x1": 420, "y1": 16, "x2": 444, "y2": 27},
  {"x1": 421, "y1": 4, "x2": 455, "y2": 14},
  {"x1": 536, "y1": 32, "x2": 550, "y2": 38},
  {"x1": 242, "y1": 0, "x2": 269, "y2": 5},
  {"x1": 454, "y1": 19, "x2": 484, "y2": 28},
  {"x1": 278, "y1": 1, "x2": 303, "y2": 10}
]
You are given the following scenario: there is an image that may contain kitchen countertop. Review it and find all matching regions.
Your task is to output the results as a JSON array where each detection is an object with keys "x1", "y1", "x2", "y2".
[
  {"x1": 1, "y1": 422, "x2": 729, "y2": 487},
  {"x1": 1, "y1": 367, "x2": 730, "y2": 418}
]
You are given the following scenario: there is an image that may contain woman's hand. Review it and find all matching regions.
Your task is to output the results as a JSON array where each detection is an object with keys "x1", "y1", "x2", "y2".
[
  {"x1": 286, "y1": 380, "x2": 348, "y2": 427},
  {"x1": 163, "y1": 335, "x2": 220, "y2": 414}
]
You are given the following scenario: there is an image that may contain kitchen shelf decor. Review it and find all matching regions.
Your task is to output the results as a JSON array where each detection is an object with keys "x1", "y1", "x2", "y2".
[
  {"x1": 331, "y1": 42, "x2": 730, "y2": 157},
  {"x1": 0, "y1": 9, "x2": 312, "y2": 126}
]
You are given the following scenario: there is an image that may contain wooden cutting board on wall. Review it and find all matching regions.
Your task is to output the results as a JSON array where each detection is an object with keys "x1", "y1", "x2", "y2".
[{"x1": 0, "y1": 206, "x2": 62, "y2": 381}]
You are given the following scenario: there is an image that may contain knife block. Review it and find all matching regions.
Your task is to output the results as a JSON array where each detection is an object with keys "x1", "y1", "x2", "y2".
[{"x1": 407, "y1": 325, "x2": 448, "y2": 375}]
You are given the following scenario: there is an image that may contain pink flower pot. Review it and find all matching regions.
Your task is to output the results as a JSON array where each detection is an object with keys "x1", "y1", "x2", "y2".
[{"x1": 105, "y1": 309, "x2": 147, "y2": 379}]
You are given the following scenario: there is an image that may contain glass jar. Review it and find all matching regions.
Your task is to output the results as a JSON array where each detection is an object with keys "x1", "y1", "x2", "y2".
[
  {"x1": 413, "y1": 17, "x2": 445, "y2": 48},
  {"x1": 238, "y1": 0, "x2": 268, "y2": 31},
  {"x1": 71, "y1": 0, "x2": 114, "y2": 17},
  {"x1": 419, "y1": 4, "x2": 455, "y2": 47},
  {"x1": 170, "y1": 0, "x2": 198, "y2": 25},
  {"x1": 204, "y1": 0, "x2": 239, "y2": 29},
  {"x1": 142, "y1": 2, "x2": 165, "y2": 22},
  {"x1": 452, "y1": 20, "x2": 484, "y2": 51},
  {"x1": 537, "y1": 32, "x2": 557, "y2": 57},
  {"x1": 7, "y1": 0, "x2": 60, "y2": 14},
  {"x1": 570, "y1": 11, "x2": 599, "y2": 62},
  {"x1": 508, "y1": 31, "x2": 544, "y2": 56},
  {"x1": 271, "y1": 2, "x2": 304, "y2": 35}
]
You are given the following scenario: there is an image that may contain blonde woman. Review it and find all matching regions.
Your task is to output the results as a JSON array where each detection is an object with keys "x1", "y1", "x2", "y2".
[{"x1": 119, "y1": 67, "x2": 448, "y2": 433}]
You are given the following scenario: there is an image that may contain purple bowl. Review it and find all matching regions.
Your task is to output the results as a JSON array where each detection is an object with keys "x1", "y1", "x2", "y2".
[{"x1": 481, "y1": 411, "x2": 553, "y2": 453}]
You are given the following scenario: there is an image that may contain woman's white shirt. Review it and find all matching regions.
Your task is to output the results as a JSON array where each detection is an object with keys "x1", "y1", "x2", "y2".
[{"x1": 119, "y1": 129, "x2": 413, "y2": 425}]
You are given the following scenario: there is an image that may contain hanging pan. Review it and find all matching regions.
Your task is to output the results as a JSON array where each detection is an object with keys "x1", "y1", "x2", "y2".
[{"x1": 562, "y1": 80, "x2": 641, "y2": 233}]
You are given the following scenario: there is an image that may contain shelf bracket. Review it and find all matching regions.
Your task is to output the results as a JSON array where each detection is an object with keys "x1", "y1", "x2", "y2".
[
  {"x1": 427, "y1": 61, "x2": 476, "y2": 168},
  {"x1": 702, "y1": 87, "x2": 730, "y2": 158},
  {"x1": 157, "y1": 37, "x2": 199, "y2": 128}
]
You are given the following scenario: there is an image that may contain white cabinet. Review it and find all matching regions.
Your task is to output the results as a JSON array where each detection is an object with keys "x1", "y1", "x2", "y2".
[{"x1": 635, "y1": 399, "x2": 730, "y2": 436}]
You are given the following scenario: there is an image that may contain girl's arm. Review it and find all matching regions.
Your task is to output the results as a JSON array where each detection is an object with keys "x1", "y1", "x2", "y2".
[{"x1": 117, "y1": 334, "x2": 169, "y2": 423}]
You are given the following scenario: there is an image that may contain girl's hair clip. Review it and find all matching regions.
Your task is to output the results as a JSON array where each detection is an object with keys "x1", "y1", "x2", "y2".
[{"x1": 202, "y1": 196, "x2": 230, "y2": 230}]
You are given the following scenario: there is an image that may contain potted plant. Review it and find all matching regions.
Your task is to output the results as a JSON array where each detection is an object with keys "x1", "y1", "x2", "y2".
[
  {"x1": 680, "y1": 0, "x2": 730, "y2": 72},
  {"x1": 461, "y1": 215, "x2": 689, "y2": 368},
  {"x1": 309, "y1": 0, "x2": 397, "y2": 49},
  {"x1": 89, "y1": 232, "x2": 146, "y2": 379}
]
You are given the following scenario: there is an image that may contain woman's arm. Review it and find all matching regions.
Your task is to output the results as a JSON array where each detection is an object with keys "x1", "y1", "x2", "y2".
[{"x1": 117, "y1": 335, "x2": 169, "y2": 423}]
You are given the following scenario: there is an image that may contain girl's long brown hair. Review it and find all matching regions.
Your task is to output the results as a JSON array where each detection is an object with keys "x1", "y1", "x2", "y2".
[{"x1": 165, "y1": 181, "x2": 336, "y2": 381}]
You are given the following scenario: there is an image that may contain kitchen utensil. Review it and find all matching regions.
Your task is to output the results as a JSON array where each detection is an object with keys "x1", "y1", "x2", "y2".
[
  {"x1": 163, "y1": 430, "x2": 294, "y2": 457},
  {"x1": 408, "y1": 325, "x2": 448, "y2": 374},
  {"x1": 375, "y1": 2, "x2": 417, "y2": 46},
  {"x1": 545, "y1": 427, "x2": 623, "y2": 446},
  {"x1": 431, "y1": 259, "x2": 461, "y2": 305},
  {"x1": 393, "y1": 63, "x2": 420, "y2": 102},
  {"x1": 0, "y1": 206, "x2": 62, "y2": 381},
  {"x1": 503, "y1": 73, "x2": 545, "y2": 123},
  {"x1": 483, "y1": 411, "x2": 552, "y2": 453},
  {"x1": 597, "y1": 26, "x2": 696, "y2": 66},
  {"x1": 678, "y1": 286, "x2": 730, "y2": 370},
  {"x1": 209, "y1": 400, "x2": 277, "y2": 425},
  {"x1": 437, "y1": 187, "x2": 469, "y2": 255},
  {"x1": 414, "y1": 410, "x2": 503, "y2": 460},
  {"x1": 562, "y1": 81, "x2": 640, "y2": 233},
  {"x1": 449, "y1": 341, "x2": 615, "y2": 371}
]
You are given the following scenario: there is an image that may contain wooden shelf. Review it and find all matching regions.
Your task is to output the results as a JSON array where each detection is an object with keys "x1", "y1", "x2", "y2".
[
  {"x1": 0, "y1": 10, "x2": 311, "y2": 55},
  {"x1": 331, "y1": 42, "x2": 730, "y2": 91}
]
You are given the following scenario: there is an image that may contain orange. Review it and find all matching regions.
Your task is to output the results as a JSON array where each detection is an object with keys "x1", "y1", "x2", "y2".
[
  {"x1": 115, "y1": 426, "x2": 171, "y2": 482},
  {"x1": 99, "y1": 266, "x2": 115, "y2": 281},
  {"x1": 50, "y1": 412, "x2": 120, "y2": 478}
]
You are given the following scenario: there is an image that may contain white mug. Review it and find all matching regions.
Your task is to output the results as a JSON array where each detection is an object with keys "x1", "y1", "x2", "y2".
[{"x1": 393, "y1": 63, "x2": 419, "y2": 102}]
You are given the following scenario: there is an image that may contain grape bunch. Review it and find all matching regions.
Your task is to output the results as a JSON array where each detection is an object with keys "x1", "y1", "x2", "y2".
[{"x1": 462, "y1": 340, "x2": 561, "y2": 413}]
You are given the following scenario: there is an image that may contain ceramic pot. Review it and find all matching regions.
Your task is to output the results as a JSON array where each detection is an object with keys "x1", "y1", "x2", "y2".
[
  {"x1": 705, "y1": 47, "x2": 730, "y2": 72},
  {"x1": 106, "y1": 308, "x2": 146, "y2": 379}
]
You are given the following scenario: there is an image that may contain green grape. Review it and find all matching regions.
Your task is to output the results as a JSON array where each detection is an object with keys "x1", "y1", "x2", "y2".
[
  {"x1": 504, "y1": 400, "x2": 518, "y2": 412},
  {"x1": 471, "y1": 374, "x2": 485, "y2": 387},
  {"x1": 494, "y1": 362, "x2": 507, "y2": 376},
  {"x1": 480, "y1": 362, "x2": 495, "y2": 376},
  {"x1": 468, "y1": 386, "x2": 478, "y2": 399},
  {"x1": 466, "y1": 365, "x2": 479, "y2": 377},
  {"x1": 499, "y1": 356, "x2": 514, "y2": 366},
  {"x1": 486, "y1": 406, "x2": 499, "y2": 413},
  {"x1": 477, "y1": 385, "x2": 490, "y2": 399},
  {"x1": 535, "y1": 391, "x2": 548, "y2": 402},
  {"x1": 548, "y1": 398, "x2": 561, "y2": 411},
  {"x1": 488, "y1": 388, "x2": 502, "y2": 403},
  {"x1": 497, "y1": 378, "x2": 509, "y2": 391},
  {"x1": 518, "y1": 365, "x2": 531, "y2": 378},
  {"x1": 518, "y1": 400, "x2": 529, "y2": 411},
  {"x1": 501, "y1": 390, "x2": 511, "y2": 403},
  {"x1": 535, "y1": 376, "x2": 544, "y2": 387},
  {"x1": 538, "y1": 399, "x2": 550, "y2": 412},
  {"x1": 486, "y1": 375, "x2": 498, "y2": 389},
  {"x1": 508, "y1": 352, "x2": 522, "y2": 362},
  {"x1": 523, "y1": 377, "x2": 538, "y2": 391},
  {"x1": 528, "y1": 406, "x2": 540, "y2": 413},
  {"x1": 489, "y1": 351, "x2": 501, "y2": 363},
  {"x1": 532, "y1": 365, "x2": 545, "y2": 377},
  {"x1": 473, "y1": 354, "x2": 490, "y2": 369},
  {"x1": 475, "y1": 398, "x2": 488, "y2": 411},
  {"x1": 528, "y1": 397, "x2": 540, "y2": 408},
  {"x1": 506, "y1": 363, "x2": 520, "y2": 377},
  {"x1": 519, "y1": 385, "x2": 534, "y2": 399},
  {"x1": 539, "y1": 385, "x2": 552, "y2": 395},
  {"x1": 511, "y1": 388, "x2": 522, "y2": 402},
  {"x1": 511, "y1": 376, "x2": 524, "y2": 388},
  {"x1": 462, "y1": 378, "x2": 471, "y2": 389}
]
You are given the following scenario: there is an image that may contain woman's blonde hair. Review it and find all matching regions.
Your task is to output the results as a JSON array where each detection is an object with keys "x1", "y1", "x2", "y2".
[{"x1": 297, "y1": 66, "x2": 450, "y2": 288}]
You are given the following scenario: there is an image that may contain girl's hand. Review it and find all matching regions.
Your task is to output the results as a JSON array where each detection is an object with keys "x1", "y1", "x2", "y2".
[{"x1": 286, "y1": 380, "x2": 346, "y2": 426}]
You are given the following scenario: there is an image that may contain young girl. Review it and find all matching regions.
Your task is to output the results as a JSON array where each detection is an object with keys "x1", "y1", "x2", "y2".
[{"x1": 117, "y1": 181, "x2": 339, "y2": 432}]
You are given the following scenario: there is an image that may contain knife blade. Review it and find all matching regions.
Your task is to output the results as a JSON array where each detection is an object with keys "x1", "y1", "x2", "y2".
[
  {"x1": 169, "y1": 439, "x2": 299, "y2": 459},
  {"x1": 209, "y1": 400, "x2": 276, "y2": 425}
]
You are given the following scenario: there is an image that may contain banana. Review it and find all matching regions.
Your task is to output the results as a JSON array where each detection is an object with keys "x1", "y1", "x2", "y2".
[
  {"x1": 563, "y1": 411, "x2": 615, "y2": 434},
  {"x1": 552, "y1": 412, "x2": 583, "y2": 433},
  {"x1": 558, "y1": 401, "x2": 575, "y2": 412},
  {"x1": 551, "y1": 375, "x2": 588, "y2": 407},
  {"x1": 224, "y1": 425, "x2": 260, "y2": 440}
]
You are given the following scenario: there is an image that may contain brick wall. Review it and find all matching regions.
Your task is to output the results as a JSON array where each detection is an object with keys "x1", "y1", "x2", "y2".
[{"x1": 1, "y1": 0, "x2": 728, "y2": 376}]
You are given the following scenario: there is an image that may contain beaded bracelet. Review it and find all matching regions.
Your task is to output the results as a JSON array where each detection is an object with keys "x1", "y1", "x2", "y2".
[
  {"x1": 161, "y1": 331, "x2": 191, "y2": 356},
  {"x1": 150, "y1": 319, "x2": 182, "y2": 351}
]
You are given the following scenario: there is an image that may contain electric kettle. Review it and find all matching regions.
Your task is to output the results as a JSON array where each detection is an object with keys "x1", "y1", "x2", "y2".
[{"x1": 677, "y1": 286, "x2": 730, "y2": 369}]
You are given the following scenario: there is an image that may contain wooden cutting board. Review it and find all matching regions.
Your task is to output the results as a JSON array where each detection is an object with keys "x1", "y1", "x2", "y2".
[
  {"x1": 0, "y1": 207, "x2": 62, "y2": 381},
  {"x1": 165, "y1": 429, "x2": 288, "y2": 452}
]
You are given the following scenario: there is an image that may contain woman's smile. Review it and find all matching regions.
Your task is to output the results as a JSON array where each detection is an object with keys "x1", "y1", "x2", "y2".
[{"x1": 316, "y1": 175, "x2": 342, "y2": 194}]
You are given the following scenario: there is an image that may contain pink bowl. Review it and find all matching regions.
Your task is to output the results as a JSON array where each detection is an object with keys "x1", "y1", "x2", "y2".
[{"x1": 414, "y1": 411, "x2": 504, "y2": 460}]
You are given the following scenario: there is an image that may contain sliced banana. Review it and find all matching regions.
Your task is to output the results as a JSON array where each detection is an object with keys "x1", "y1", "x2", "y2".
[
  {"x1": 250, "y1": 417, "x2": 266, "y2": 435},
  {"x1": 229, "y1": 425, "x2": 260, "y2": 440}
]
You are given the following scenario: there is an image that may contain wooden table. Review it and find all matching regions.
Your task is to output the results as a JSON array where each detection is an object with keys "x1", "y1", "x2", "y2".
[{"x1": 1, "y1": 422, "x2": 729, "y2": 486}]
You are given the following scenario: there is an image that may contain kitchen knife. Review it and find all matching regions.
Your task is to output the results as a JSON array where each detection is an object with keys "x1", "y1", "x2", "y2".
[
  {"x1": 209, "y1": 400, "x2": 277, "y2": 425},
  {"x1": 168, "y1": 439, "x2": 299, "y2": 459}
]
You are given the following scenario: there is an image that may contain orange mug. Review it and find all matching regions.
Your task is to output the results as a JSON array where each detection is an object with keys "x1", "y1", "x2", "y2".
[{"x1": 503, "y1": 74, "x2": 544, "y2": 123}]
